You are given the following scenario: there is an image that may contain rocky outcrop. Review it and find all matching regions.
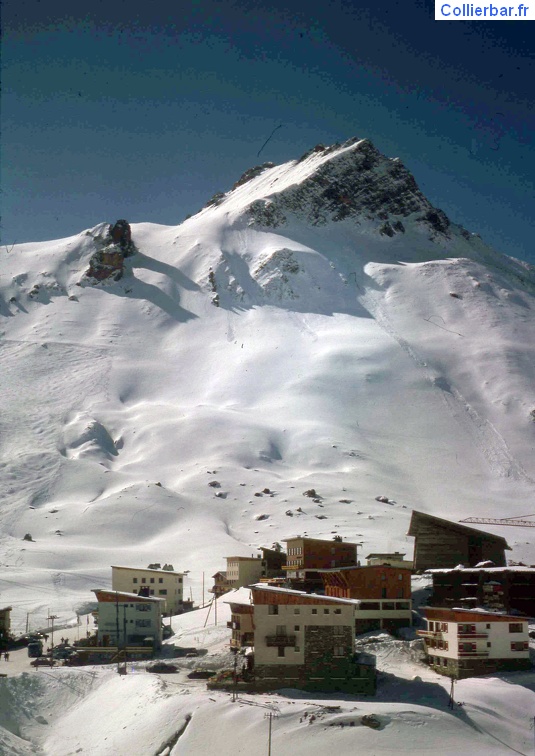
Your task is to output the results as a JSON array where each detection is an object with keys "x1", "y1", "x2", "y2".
[
  {"x1": 247, "y1": 138, "x2": 450, "y2": 237},
  {"x1": 84, "y1": 220, "x2": 136, "y2": 282}
]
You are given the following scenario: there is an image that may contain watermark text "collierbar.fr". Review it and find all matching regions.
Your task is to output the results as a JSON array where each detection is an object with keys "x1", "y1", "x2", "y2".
[{"x1": 435, "y1": 2, "x2": 534, "y2": 18}]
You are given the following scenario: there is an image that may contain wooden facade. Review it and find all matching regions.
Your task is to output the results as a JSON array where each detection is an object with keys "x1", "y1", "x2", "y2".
[
  {"x1": 408, "y1": 511, "x2": 510, "y2": 571},
  {"x1": 427, "y1": 567, "x2": 535, "y2": 617}
]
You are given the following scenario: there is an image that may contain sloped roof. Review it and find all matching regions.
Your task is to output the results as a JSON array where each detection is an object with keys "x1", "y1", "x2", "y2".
[{"x1": 407, "y1": 511, "x2": 511, "y2": 549}]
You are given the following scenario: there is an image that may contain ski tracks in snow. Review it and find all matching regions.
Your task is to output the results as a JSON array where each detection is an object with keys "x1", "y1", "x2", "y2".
[{"x1": 360, "y1": 290, "x2": 534, "y2": 484}]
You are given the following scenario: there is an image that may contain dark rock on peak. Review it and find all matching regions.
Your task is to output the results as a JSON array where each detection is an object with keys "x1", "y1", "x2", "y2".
[{"x1": 248, "y1": 137, "x2": 451, "y2": 237}]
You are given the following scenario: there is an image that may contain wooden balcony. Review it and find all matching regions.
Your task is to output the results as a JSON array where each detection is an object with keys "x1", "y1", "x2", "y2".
[
  {"x1": 265, "y1": 635, "x2": 296, "y2": 647},
  {"x1": 457, "y1": 632, "x2": 488, "y2": 639}
]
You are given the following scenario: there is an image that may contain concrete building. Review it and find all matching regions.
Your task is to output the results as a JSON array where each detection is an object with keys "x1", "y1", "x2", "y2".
[
  {"x1": 111, "y1": 565, "x2": 184, "y2": 616},
  {"x1": 223, "y1": 588, "x2": 254, "y2": 650},
  {"x1": 249, "y1": 585, "x2": 376, "y2": 694},
  {"x1": 418, "y1": 607, "x2": 531, "y2": 678},
  {"x1": 92, "y1": 589, "x2": 164, "y2": 649},
  {"x1": 408, "y1": 511, "x2": 510, "y2": 571},
  {"x1": 0, "y1": 606, "x2": 12, "y2": 649},
  {"x1": 225, "y1": 555, "x2": 266, "y2": 587},
  {"x1": 425, "y1": 566, "x2": 535, "y2": 617},
  {"x1": 365, "y1": 552, "x2": 413, "y2": 569},
  {"x1": 282, "y1": 536, "x2": 358, "y2": 592},
  {"x1": 320, "y1": 565, "x2": 413, "y2": 632}
]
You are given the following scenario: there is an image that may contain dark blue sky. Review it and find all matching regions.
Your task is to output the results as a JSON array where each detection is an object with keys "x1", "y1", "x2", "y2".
[{"x1": 3, "y1": 0, "x2": 534, "y2": 263}]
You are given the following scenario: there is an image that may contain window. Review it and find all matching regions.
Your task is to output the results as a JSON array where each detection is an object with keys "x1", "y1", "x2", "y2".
[
  {"x1": 294, "y1": 646, "x2": 300, "y2": 652},
  {"x1": 398, "y1": 574, "x2": 403, "y2": 580},
  {"x1": 360, "y1": 602, "x2": 380, "y2": 610},
  {"x1": 397, "y1": 589, "x2": 404, "y2": 598},
  {"x1": 442, "y1": 658, "x2": 447, "y2": 667},
  {"x1": 159, "y1": 589, "x2": 167, "y2": 595},
  {"x1": 159, "y1": 578, "x2": 163, "y2": 584},
  {"x1": 135, "y1": 619, "x2": 152, "y2": 628},
  {"x1": 268, "y1": 605, "x2": 279, "y2": 615},
  {"x1": 294, "y1": 608, "x2": 300, "y2": 615},
  {"x1": 294, "y1": 625, "x2": 300, "y2": 632},
  {"x1": 509, "y1": 623, "x2": 523, "y2": 633},
  {"x1": 277, "y1": 647, "x2": 285, "y2": 658},
  {"x1": 150, "y1": 578, "x2": 155, "y2": 584},
  {"x1": 429, "y1": 621, "x2": 434, "y2": 631},
  {"x1": 334, "y1": 608, "x2": 341, "y2": 615},
  {"x1": 486, "y1": 624, "x2": 490, "y2": 629},
  {"x1": 141, "y1": 578, "x2": 146, "y2": 584},
  {"x1": 150, "y1": 590, "x2": 154, "y2": 595},
  {"x1": 381, "y1": 574, "x2": 386, "y2": 581},
  {"x1": 382, "y1": 602, "x2": 395, "y2": 610},
  {"x1": 136, "y1": 604, "x2": 151, "y2": 612},
  {"x1": 311, "y1": 609, "x2": 318, "y2": 615},
  {"x1": 276, "y1": 625, "x2": 287, "y2": 636},
  {"x1": 132, "y1": 578, "x2": 138, "y2": 584},
  {"x1": 381, "y1": 588, "x2": 387, "y2": 599},
  {"x1": 333, "y1": 646, "x2": 345, "y2": 657},
  {"x1": 333, "y1": 626, "x2": 345, "y2": 636},
  {"x1": 510, "y1": 641, "x2": 528, "y2": 652},
  {"x1": 487, "y1": 642, "x2": 491, "y2": 647},
  {"x1": 324, "y1": 609, "x2": 330, "y2": 615}
]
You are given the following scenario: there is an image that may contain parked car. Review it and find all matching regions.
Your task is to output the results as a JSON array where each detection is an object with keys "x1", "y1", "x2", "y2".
[
  {"x1": 31, "y1": 657, "x2": 55, "y2": 667},
  {"x1": 147, "y1": 662, "x2": 179, "y2": 674}
]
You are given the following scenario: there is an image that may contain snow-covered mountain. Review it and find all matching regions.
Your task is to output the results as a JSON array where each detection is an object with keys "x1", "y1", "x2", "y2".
[{"x1": 1, "y1": 136, "x2": 534, "y2": 633}]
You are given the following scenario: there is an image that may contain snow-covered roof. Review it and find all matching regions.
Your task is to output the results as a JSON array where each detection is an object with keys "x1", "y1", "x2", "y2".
[
  {"x1": 222, "y1": 587, "x2": 252, "y2": 606},
  {"x1": 92, "y1": 589, "x2": 165, "y2": 603},
  {"x1": 249, "y1": 584, "x2": 361, "y2": 606},
  {"x1": 111, "y1": 565, "x2": 184, "y2": 575},
  {"x1": 426, "y1": 566, "x2": 535, "y2": 574}
]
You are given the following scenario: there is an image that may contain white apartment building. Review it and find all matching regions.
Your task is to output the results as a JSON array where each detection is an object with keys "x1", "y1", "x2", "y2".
[
  {"x1": 419, "y1": 607, "x2": 531, "y2": 678},
  {"x1": 226, "y1": 555, "x2": 266, "y2": 587},
  {"x1": 93, "y1": 589, "x2": 164, "y2": 649},
  {"x1": 111, "y1": 565, "x2": 184, "y2": 616}
]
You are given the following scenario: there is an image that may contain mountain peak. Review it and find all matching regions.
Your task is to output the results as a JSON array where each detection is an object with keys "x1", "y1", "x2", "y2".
[{"x1": 201, "y1": 138, "x2": 451, "y2": 239}]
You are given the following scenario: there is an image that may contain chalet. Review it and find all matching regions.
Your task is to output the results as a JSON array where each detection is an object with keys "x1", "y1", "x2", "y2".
[
  {"x1": 418, "y1": 607, "x2": 531, "y2": 678},
  {"x1": 249, "y1": 585, "x2": 376, "y2": 694},
  {"x1": 320, "y1": 565, "x2": 413, "y2": 632},
  {"x1": 365, "y1": 552, "x2": 413, "y2": 569},
  {"x1": 211, "y1": 571, "x2": 233, "y2": 598},
  {"x1": 0, "y1": 606, "x2": 12, "y2": 649},
  {"x1": 111, "y1": 565, "x2": 184, "y2": 616},
  {"x1": 425, "y1": 566, "x2": 535, "y2": 617},
  {"x1": 282, "y1": 536, "x2": 358, "y2": 592},
  {"x1": 408, "y1": 511, "x2": 510, "y2": 571},
  {"x1": 92, "y1": 589, "x2": 164, "y2": 649}
]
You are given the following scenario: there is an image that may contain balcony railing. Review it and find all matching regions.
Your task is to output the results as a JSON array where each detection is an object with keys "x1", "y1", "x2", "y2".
[
  {"x1": 457, "y1": 632, "x2": 488, "y2": 639},
  {"x1": 265, "y1": 635, "x2": 296, "y2": 647},
  {"x1": 458, "y1": 650, "x2": 489, "y2": 657},
  {"x1": 417, "y1": 630, "x2": 444, "y2": 639}
]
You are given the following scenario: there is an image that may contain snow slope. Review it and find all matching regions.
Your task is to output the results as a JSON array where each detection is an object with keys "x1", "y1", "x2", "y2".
[
  {"x1": 1, "y1": 137, "x2": 534, "y2": 631},
  {"x1": 2, "y1": 603, "x2": 535, "y2": 756},
  {"x1": 0, "y1": 136, "x2": 534, "y2": 753}
]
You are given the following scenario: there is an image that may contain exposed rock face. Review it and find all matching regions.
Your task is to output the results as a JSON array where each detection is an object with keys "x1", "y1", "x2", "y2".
[
  {"x1": 85, "y1": 220, "x2": 136, "y2": 282},
  {"x1": 247, "y1": 138, "x2": 450, "y2": 237}
]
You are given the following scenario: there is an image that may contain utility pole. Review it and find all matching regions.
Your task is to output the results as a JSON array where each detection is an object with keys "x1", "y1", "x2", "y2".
[
  {"x1": 448, "y1": 675, "x2": 456, "y2": 709},
  {"x1": 47, "y1": 614, "x2": 58, "y2": 665},
  {"x1": 264, "y1": 711, "x2": 278, "y2": 756},
  {"x1": 231, "y1": 650, "x2": 238, "y2": 702},
  {"x1": 122, "y1": 603, "x2": 128, "y2": 675},
  {"x1": 115, "y1": 592, "x2": 120, "y2": 673}
]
